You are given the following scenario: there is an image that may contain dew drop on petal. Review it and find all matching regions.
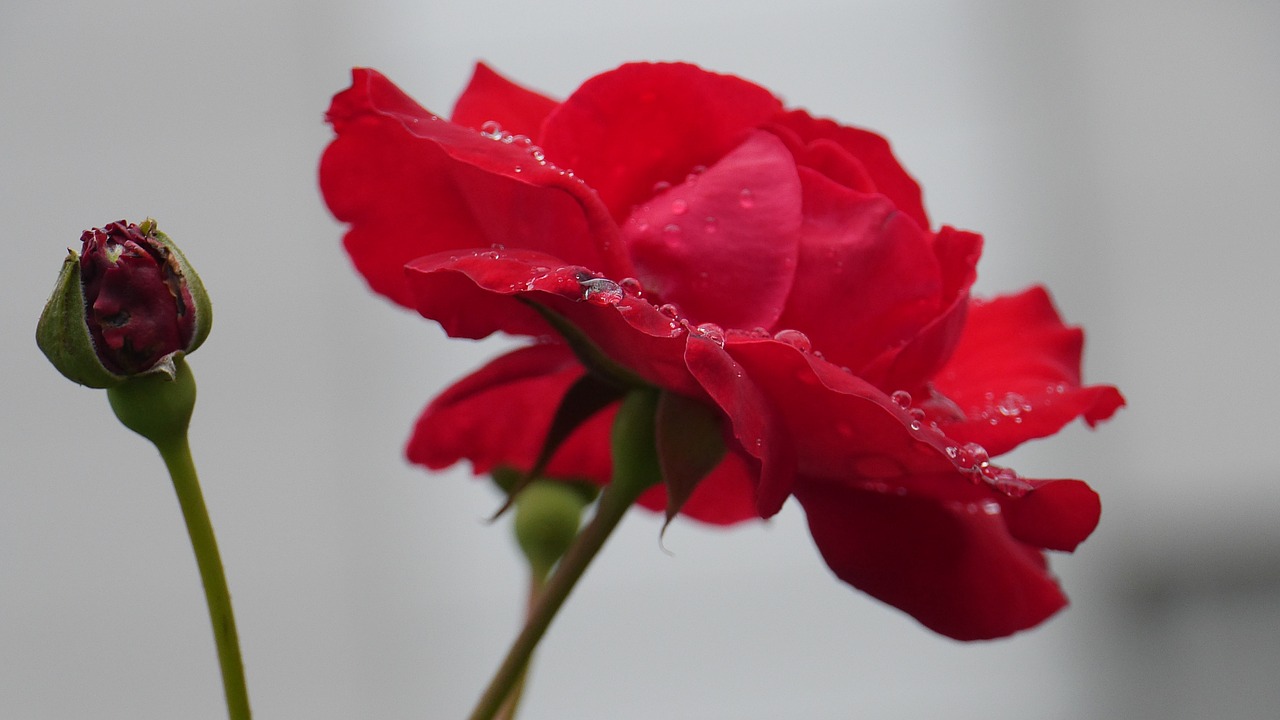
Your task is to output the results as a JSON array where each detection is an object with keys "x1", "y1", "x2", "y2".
[
  {"x1": 619, "y1": 277, "x2": 644, "y2": 297},
  {"x1": 480, "y1": 120, "x2": 503, "y2": 137},
  {"x1": 738, "y1": 188, "x2": 755, "y2": 209},
  {"x1": 513, "y1": 165, "x2": 523, "y2": 174},
  {"x1": 703, "y1": 216, "x2": 718, "y2": 234},
  {"x1": 653, "y1": 180, "x2": 672, "y2": 193},
  {"x1": 671, "y1": 199, "x2": 688, "y2": 215},
  {"x1": 773, "y1": 329, "x2": 812, "y2": 352},
  {"x1": 890, "y1": 390, "x2": 912, "y2": 409},
  {"x1": 659, "y1": 303, "x2": 681, "y2": 319},
  {"x1": 694, "y1": 322, "x2": 726, "y2": 347},
  {"x1": 909, "y1": 408, "x2": 926, "y2": 421},
  {"x1": 954, "y1": 442, "x2": 989, "y2": 472},
  {"x1": 579, "y1": 277, "x2": 624, "y2": 306}
]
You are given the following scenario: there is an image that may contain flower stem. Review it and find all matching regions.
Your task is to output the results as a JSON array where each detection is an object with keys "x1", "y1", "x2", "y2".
[
  {"x1": 493, "y1": 573, "x2": 546, "y2": 720},
  {"x1": 467, "y1": 388, "x2": 661, "y2": 720},
  {"x1": 154, "y1": 434, "x2": 252, "y2": 720}
]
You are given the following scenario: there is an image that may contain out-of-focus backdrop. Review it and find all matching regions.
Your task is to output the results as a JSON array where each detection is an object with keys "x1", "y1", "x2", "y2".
[{"x1": 3, "y1": 1, "x2": 1277, "y2": 718}]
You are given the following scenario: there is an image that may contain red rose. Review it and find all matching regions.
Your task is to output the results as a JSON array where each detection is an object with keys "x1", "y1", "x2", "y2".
[{"x1": 320, "y1": 63, "x2": 1123, "y2": 640}]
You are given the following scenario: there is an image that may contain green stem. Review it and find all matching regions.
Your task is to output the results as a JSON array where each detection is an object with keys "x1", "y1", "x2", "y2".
[
  {"x1": 155, "y1": 435, "x2": 252, "y2": 720},
  {"x1": 493, "y1": 572, "x2": 546, "y2": 720},
  {"x1": 467, "y1": 388, "x2": 661, "y2": 720}
]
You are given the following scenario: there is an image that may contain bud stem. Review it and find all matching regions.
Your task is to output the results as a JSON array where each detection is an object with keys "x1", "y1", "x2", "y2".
[
  {"x1": 108, "y1": 360, "x2": 252, "y2": 720},
  {"x1": 467, "y1": 388, "x2": 662, "y2": 720}
]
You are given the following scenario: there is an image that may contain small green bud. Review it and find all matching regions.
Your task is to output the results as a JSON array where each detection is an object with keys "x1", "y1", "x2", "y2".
[
  {"x1": 513, "y1": 481, "x2": 591, "y2": 578},
  {"x1": 36, "y1": 219, "x2": 211, "y2": 388}
]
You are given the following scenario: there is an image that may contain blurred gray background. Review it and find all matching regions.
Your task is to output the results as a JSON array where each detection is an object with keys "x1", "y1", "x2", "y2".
[{"x1": 3, "y1": 0, "x2": 1277, "y2": 718}]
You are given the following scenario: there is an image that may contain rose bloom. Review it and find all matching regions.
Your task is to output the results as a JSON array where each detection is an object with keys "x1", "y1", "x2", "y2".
[{"x1": 320, "y1": 63, "x2": 1123, "y2": 641}]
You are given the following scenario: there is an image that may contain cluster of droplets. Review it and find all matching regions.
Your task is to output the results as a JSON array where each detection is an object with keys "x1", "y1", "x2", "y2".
[
  {"x1": 477, "y1": 121, "x2": 579, "y2": 181},
  {"x1": 973, "y1": 390, "x2": 1048, "y2": 427},
  {"x1": 889, "y1": 389, "x2": 1035, "y2": 499}
]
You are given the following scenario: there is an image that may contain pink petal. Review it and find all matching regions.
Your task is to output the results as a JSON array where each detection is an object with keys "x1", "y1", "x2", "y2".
[
  {"x1": 539, "y1": 62, "x2": 783, "y2": 220},
  {"x1": 622, "y1": 130, "x2": 802, "y2": 329}
]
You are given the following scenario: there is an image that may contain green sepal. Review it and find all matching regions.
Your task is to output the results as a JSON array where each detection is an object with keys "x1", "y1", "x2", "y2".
[
  {"x1": 655, "y1": 391, "x2": 726, "y2": 532},
  {"x1": 35, "y1": 250, "x2": 125, "y2": 388},
  {"x1": 147, "y1": 221, "x2": 213, "y2": 355}
]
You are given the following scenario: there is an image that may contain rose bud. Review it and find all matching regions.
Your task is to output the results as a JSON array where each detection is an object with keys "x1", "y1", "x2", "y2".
[{"x1": 37, "y1": 219, "x2": 211, "y2": 388}]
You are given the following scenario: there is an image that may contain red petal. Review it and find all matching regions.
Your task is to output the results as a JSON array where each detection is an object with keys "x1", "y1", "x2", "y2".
[
  {"x1": 931, "y1": 286, "x2": 1126, "y2": 456},
  {"x1": 622, "y1": 130, "x2": 801, "y2": 329},
  {"x1": 407, "y1": 343, "x2": 610, "y2": 480},
  {"x1": 1000, "y1": 478, "x2": 1101, "y2": 552},
  {"x1": 321, "y1": 68, "x2": 627, "y2": 308},
  {"x1": 860, "y1": 227, "x2": 984, "y2": 390},
  {"x1": 773, "y1": 169, "x2": 941, "y2": 374},
  {"x1": 795, "y1": 479, "x2": 1070, "y2": 640},
  {"x1": 450, "y1": 62, "x2": 559, "y2": 139},
  {"x1": 685, "y1": 335, "x2": 797, "y2": 517},
  {"x1": 771, "y1": 109, "x2": 930, "y2": 231},
  {"x1": 405, "y1": 250, "x2": 703, "y2": 396},
  {"x1": 539, "y1": 63, "x2": 783, "y2": 220},
  {"x1": 724, "y1": 340, "x2": 955, "y2": 481}
]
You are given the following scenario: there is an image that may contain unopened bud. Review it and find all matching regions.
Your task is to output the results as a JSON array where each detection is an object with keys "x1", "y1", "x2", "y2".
[{"x1": 37, "y1": 219, "x2": 211, "y2": 387}]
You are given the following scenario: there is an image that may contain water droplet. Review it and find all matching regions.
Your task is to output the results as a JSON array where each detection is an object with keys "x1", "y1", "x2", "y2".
[
  {"x1": 579, "y1": 277, "x2": 624, "y2": 306},
  {"x1": 513, "y1": 165, "x2": 523, "y2": 174},
  {"x1": 703, "y1": 216, "x2": 718, "y2": 234},
  {"x1": 653, "y1": 180, "x2": 672, "y2": 193},
  {"x1": 953, "y1": 442, "x2": 989, "y2": 472},
  {"x1": 694, "y1": 322, "x2": 726, "y2": 347},
  {"x1": 671, "y1": 199, "x2": 688, "y2": 215},
  {"x1": 528, "y1": 146, "x2": 546, "y2": 162},
  {"x1": 658, "y1": 303, "x2": 680, "y2": 319},
  {"x1": 619, "y1": 277, "x2": 644, "y2": 297},
  {"x1": 738, "y1": 188, "x2": 755, "y2": 209},
  {"x1": 909, "y1": 420, "x2": 922, "y2": 431},
  {"x1": 909, "y1": 408, "x2": 926, "y2": 421},
  {"x1": 511, "y1": 134, "x2": 532, "y2": 147},
  {"x1": 773, "y1": 329, "x2": 811, "y2": 352},
  {"x1": 480, "y1": 120, "x2": 503, "y2": 137},
  {"x1": 984, "y1": 466, "x2": 1031, "y2": 498},
  {"x1": 490, "y1": 243, "x2": 506, "y2": 250},
  {"x1": 663, "y1": 223, "x2": 682, "y2": 237},
  {"x1": 890, "y1": 390, "x2": 912, "y2": 409}
]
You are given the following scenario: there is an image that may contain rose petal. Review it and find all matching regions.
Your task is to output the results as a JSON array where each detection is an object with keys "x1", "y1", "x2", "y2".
[
  {"x1": 321, "y1": 68, "x2": 627, "y2": 308},
  {"x1": 773, "y1": 169, "x2": 941, "y2": 374},
  {"x1": 408, "y1": 343, "x2": 612, "y2": 481},
  {"x1": 539, "y1": 63, "x2": 783, "y2": 220},
  {"x1": 623, "y1": 130, "x2": 802, "y2": 329},
  {"x1": 450, "y1": 62, "x2": 559, "y2": 139},
  {"x1": 685, "y1": 335, "x2": 797, "y2": 517},
  {"x1": 860, "y1": 227, "x2": 983, "y2": 390},
  {"x1": 405, "y1": 250, "x2": 703, "y2": 396},
  {"x1": 931, "y1": 286, "x2": 1126, "y2": 456},
  {"x1": 795, "y1": 479, "x2": 1070, "y2": 641},
  {"x1": 772, "y1": 109, "x2": 930, "y2": 231}
]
